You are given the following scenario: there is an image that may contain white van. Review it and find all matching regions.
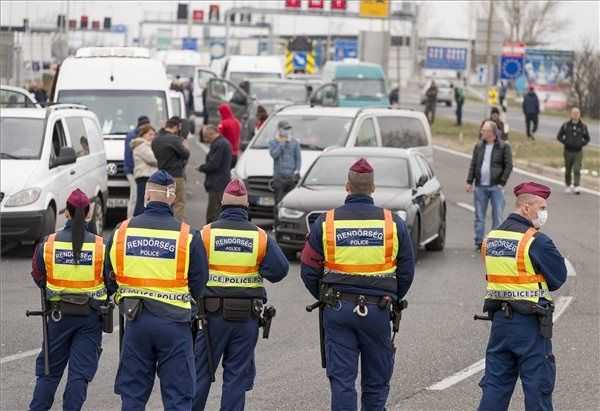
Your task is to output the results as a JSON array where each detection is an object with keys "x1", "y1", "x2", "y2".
[
  {"x1": 0, "y1": 105, "x2": 108, "y2": 243},
  {"x1": 155, "y1": 49, "x2": 211, "y2": 81},
  {"x1": 219, "y1": 55, "x2": 285, "y2": 85},
  {"x1": 54, "y1": 47, "x2": 172, "y2": 213}
]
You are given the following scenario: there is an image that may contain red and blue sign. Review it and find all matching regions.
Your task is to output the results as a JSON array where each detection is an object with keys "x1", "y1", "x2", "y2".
[{"x1": 425, "y1": 47, "x2": 467, "y2": 71}]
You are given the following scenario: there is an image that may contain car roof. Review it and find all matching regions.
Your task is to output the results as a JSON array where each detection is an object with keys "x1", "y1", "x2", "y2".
[
  {"x1": 319, "y1": 147, "x2": 413, "y2": 159},
  {"x1": 0, "y1": 108, "x2": 47, "y2": 118},
  {"x1": 249, "y1": 79, "x2": 309, "y2": 85},
  {"x1": 277, "y1": 105, "x2": 424, "y2": 119}
]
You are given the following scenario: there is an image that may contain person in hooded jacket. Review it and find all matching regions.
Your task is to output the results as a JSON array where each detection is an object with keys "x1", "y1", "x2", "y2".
[
  {"x1": 131, "y1": 124, "x2": 158, "y2": 216},
  {"x1": 218, "y1": 103, "x2": 241, "y2": 168}
]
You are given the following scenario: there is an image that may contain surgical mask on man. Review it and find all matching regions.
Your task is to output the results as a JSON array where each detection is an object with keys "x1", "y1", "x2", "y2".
[
  {"x1": 279, "y1": 129, "x2": 291, "y2": 139},
  {"x1": 532, "y1": 209, "x2": 548, "y2": 228}
]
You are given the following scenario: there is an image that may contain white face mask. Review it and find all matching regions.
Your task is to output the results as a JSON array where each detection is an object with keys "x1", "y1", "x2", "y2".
[{"x1": 532, "y1": 209, "x2": 548, "y2": 228}]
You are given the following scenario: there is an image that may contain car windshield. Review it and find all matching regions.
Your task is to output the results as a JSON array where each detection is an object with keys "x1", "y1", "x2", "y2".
[
  {"x1": 0, "y1": 89, "x2": 35, "y2": 108},
  {"x1": 251, "y1": 82, "x2": 308, "y2": 103},
  {"x1": 337, "y1": 79, "x2": 385, "y2": 100},
  {"x1": 252, "y1": 115, "x2": 353, "y2": 150},
  {"x1": 166, "y1": 65, "x2": 195, "y2": 79},
  {"x1": 0, "y1": 117, "x2": 45, "y2": 159},
  {"x1": 230, "y1": 72, "x2": 281, "y2": 85},
  {"x1": 58, "y1": 90, "x2": 168, "y2": 135},
  {"x1": 304, "y1": 156, "x2": 410, "y2": 188}
]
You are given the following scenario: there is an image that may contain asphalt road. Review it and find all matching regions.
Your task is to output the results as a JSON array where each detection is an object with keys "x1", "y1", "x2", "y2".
[
  {"x1": 1, "y1": 142, "x2": 599, "y2": 410},
  {"x1": 400, "y1": 88, "x2": 600, "y2": 147}
]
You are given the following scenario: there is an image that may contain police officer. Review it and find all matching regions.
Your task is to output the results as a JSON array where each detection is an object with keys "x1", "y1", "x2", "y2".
[
  {"x1": 29, "y1": 189, "x2": 109, "y2": 411},
  {"x1": 194, "y1": 179, "x2": 289, "y2": 411},
  {"x1": 105, "y1": 170, "x2": 208, "y2": 411},
  {"x1": 300, "y1": 159, "x2": 415, "y2": 411},
  {"x1": 477, "y1": 181, "x2": 567, "y2": 411}
]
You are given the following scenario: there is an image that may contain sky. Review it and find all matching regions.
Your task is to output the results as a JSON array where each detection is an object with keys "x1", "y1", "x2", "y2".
[{"x1": 1, "y1": 0, "x2": 599, "y2": 50}]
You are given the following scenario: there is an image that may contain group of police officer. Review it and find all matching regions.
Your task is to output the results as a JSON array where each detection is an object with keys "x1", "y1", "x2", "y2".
[{"x1": 28, "y1": 156, "x2": 566, "y2": 411}]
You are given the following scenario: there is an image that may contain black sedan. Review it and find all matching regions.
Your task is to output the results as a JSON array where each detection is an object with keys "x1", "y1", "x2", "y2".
[{"x1": 274, "y1": 147, "x2": 446, "y2": 259}]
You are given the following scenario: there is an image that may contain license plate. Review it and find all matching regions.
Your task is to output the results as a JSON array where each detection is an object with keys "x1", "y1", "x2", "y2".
[
  {"x1": 107, "y1": 198, "x2": 129, "y2": 208},
  {"x1": 257, "y1": 196, "x2": 275, "y2": 207}
]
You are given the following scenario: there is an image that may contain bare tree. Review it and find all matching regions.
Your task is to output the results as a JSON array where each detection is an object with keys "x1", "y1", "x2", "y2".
[
  {"x1": 571, "y1": 41, "x2": 600, "y2": 119},
  {"x1": 485, "y1": 0, "x2": 568, "y2": 46}
]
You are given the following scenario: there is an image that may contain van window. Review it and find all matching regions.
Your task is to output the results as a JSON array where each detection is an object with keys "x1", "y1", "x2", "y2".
[
  {"x1": 356, "y1": 118, "x2": 377, "y2": 147},
  {"x1": 66, "y1": 117, "x2": 89, "y2": 158},
  {"x1": 0, "y1": 117, "x2": 45, "y2": 159},
  {"x1": 0, "y1": 89, "x2": 35, "y2": 108},
  {"x1": 378, "y1": 116, "x2": 428, "y2": 148},
  {"x1": 416, "y1": 155, "x2": 433, "y2": 179},
  {"x1": 51, "y1": 120, "x2": 68, "y2": 160},
  {"x1": 171, "y1": 97, "x2": 181, "y2": 117},
  {"x1": 82, "y1": 117, "x2": 103, "y2": 154}
]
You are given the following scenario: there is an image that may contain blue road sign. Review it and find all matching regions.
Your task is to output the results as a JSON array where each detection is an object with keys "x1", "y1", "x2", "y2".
[
  {"x1": 334, "y1": 39, "x2": 358, "y2": 61},
  {"x1": 182, "y1": 37, "x2": 198, "y2": 51},
  {"x1": 500, "y1": 55, "x2": 523, "y2": 80},
  {"x1": 293, "y1": 52, "x2": 307, "y2": 70},
  {"x1": 111, "y1": 24, "x2": 127, "y2": 33},
  {"x1": 425, "y1": 47, "x2": 468, "y2": 71}
]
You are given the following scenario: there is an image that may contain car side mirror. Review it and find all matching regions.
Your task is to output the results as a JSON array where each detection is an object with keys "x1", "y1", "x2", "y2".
[
  {"x1": 416, "y1": 175, "x2": 428, "y2": 188},
  {"x1": 52, "y1": 147, "x2": 77, "y2": 167}
]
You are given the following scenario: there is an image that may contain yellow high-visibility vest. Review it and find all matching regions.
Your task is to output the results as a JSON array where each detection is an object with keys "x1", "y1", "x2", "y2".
[
  {"x1": 483, "y1": 228, "x2": 551, "y2": 303},
  {"x1": 321, "y1": 208, "x2": 398, "y2": 293},
  {"x1": 111, "y1": 219, "x2": 192, "y2": 310},
  {"x1": 201, "y1": 225, "x2": 267, "y2": 290},
  {"x1": 44, "y1": 233, "x2": 106, "y2": 301}
]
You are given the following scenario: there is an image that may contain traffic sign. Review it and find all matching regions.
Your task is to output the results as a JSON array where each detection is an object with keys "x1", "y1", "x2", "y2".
[
  {"x1": 359, "y1": 0, "x2": 389, "y2": 18},
  {"x1": 182, "y1": 37, "x2": 198, "y2": 51},
  {"x1": 293, "y1": 52, "x2": 307, "y2": 69},
  {"x1": 500, "y1": 55, "x2": 523, "y2": 80},
  {"x1": 487, "y1": 87, "x2": 498, "y2": 105}
]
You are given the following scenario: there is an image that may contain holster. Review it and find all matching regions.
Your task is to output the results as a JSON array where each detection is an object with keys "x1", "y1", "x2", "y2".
[
  {"x1": 120, "y1": 298, "x2": 143, "y2": 321},
  {"x1": 55, "y1": 294, "x2": 91, "y2": 316},
  {"x1": 99, "y1": 302, "x2": 114, "y2": 333}
]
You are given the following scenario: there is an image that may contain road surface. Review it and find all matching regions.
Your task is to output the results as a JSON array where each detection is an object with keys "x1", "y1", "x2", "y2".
[{"x1": 1, "y1": 141, "x2": 599, "y2": 410}]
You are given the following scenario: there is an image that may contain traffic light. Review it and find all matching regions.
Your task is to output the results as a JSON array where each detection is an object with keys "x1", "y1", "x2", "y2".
[
  {"x1": 331, "y1": 0, "x2": 347, "y2": 10},
  {"x1": 177, "y1": 3, "x2": 188, "y2": 20},
  {"x1": 92, "y1": 20, "x2": 100, "y2": 30},
  {"x1": 80, "y1": 15, "x2": 88, "y2": 29},
  {"x1": 103, "y1": 17, "x2": 112, "y2": 30},
  {"x1": 192, "y1": 10, "x2": 204, "y2": 22},
  {"x1": 229, "y1": 12, "x2": 236, "y2": 24},
  {"x1": 240, "y1": 12, "x2": 251, "y2": 24},
  {"x1": 285, "y1": 0, "x2": 301, "y2": 9},
  {"x1": 56, "y1": 15, "x2": 66, "y2": 29},
  {"x1": 68, "y1": 19, "x2": 77, "y2": 30},
  {"x1": 308, "y1": 0, "x2": 324, "y2": 9},
  {"x1": 209, "y1": 4, "x2": 220, "y2": 22}
]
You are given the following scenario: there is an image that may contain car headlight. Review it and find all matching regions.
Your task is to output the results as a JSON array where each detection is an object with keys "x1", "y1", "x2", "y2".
[
  {"x1": 278, "y1": 207, "x2": 304, "y2": 220},
  {"x1": 395, "y1": 210, "x2": 408, "y2": 221},
  {"x1": 5, "y1": 188, "x2": 41, "y2": 207}
]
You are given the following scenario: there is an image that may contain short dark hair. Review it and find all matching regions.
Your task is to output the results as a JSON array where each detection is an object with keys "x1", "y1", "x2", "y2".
[
  {"x1": 490, "y1": 107, "x2": 500, "y2": 115},
  {"x1": 165, "y1": 117, "x2": 181, "y2": 129},
  {"x1": 137, "y1": 115, "x2": 150, "y2": 126}
]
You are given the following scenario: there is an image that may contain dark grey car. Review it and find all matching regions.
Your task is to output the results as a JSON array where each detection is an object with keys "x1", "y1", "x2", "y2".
[{"x1": 274, "y1": 147, "x2": 446, "y2": 259}]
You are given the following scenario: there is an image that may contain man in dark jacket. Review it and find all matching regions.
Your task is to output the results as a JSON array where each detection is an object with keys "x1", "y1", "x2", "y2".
[
  {"x1": 557, "y1": 107, "x2": 590, "y2": 194},
  {"x1": 198, "y1": 125, "x2": 232, "y2": 223},
  {"x1": 124, "y1": 115, "x2": 150, "y2": 217},
  {"x1": 151, "y1": 117, "x2": 190, "y2": 221},
  {"x1": 480, "y1": 107, "x2": 508, "y2": 141},
  {"x1": 424, "y1": 80, "x2": 438, "y2": 124},
  {"x1": 522, "y1": 86, "x2": 540, "y2": 139},
  {"x1": 466, "y1": 121, "x2": 513, "y2": 250}
]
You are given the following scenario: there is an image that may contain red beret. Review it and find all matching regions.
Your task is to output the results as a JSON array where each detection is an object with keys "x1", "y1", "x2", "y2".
[
  {"x1": 66, "y1": 189, "x2": 90, "y2": 209},
  {"x1": 224, "y1": 179, "x2": 247, "y2": 197},
  {"x1": 513, "y1": 181, "x2": 551, "y2": 199},
  {"x1": 350, "y1": 158, "x2": 373, "y2": 174}
]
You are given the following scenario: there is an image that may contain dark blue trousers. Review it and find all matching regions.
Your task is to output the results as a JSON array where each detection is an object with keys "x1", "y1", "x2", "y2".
[
  {"x1": 324, "y1": 301, "x2": 395, "y2": 411},
  {"x1": 29, "y1": 311, "x2": 103, "y2": 411},
  {"x1": 478, "y1": 311, "x2": 556, "y2": 411},
  {"x1": 193, "y1": 314, "x2": 259, "y2": 411},
  {"x1": 114, "y1": 309, "x2": 195, "y2": 411}
]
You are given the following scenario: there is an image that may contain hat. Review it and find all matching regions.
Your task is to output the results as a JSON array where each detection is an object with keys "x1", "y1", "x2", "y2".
[
  {"x1": 148, "y1": 170, "x2": 175, "y2": 186},
  {"x1": 350, "y1": 158, "x2": 374, "y2": 174},
  {"x1": 222, "y1": 179, "x2": 249, "y2": 207},
  {"x1": 347, "y1": 158, "x2": 374, "y2": 192},
  {"x1": 277, "y1": 120, "x2": 292, "y2": 130},
  {"x1": 137, "y1": 115, "x2": 150, "y2": 127},
  {"x1": 66, "y1": 188, "x2": 90, "y2": 209},
  {"x1": 513, "y1": 181, "x2": 551, "y2": 199}
]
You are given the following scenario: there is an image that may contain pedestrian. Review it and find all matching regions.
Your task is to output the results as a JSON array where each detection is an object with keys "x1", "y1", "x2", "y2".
[
  {"x1": 477, "y1": 181, "x2": 567, "y2": 411},
  {"x1": 454, "y1": 82, "x2": 465, "y2": 126},
  {"x1": 254, "y1": 105, "x2": 269, "y2": 133},
  {"x1": 424, "y1": 80, "x2": 438, "y2": 124},
  {"x1": 499, "y1": 81, "x2": 508, "y2": 112},
  {"x1": 480, "y1": 107, "x2": 508, "y2": 141},
  {"x1": 218, "y1": 103, "x2": 241, "y2": 168},
  {"x1": 557, "y1": 107, "x2": 590, "y2": 195},
  {"x1": 106, "y1": 170, "x2": 207, "y2": 411},
  {"x1": 197, "y1": 125, "x2": 232, "y2": 224},
  {"x1": 300, "y1": 158, "x2": 415, "y2": 411},
  {"x1": 152, "y1": 117, "x2": 190, "y2": 221},
  {"x1": 466, "y1": 121, "x2": 513, "y2": 250},
  {"x1": 522, "y1": 85, "x2": 540, "y2": 140},
  {"x1": 269, "y1": 120, "x2": 301, "y2": 218},
  {"x1": 29, "y1": 189, "x2": 110, "y2": 411},
  {"x1": 124, "y1": 116, "x2": 150, "y2": 218},
  {"x1": 389, "y1": 85, "x2": 400, "y2": 106},
  {"x1": 193, "y1": 179, "x2": 289, "y2": 411},
  {"x1": 130, "y1": 124, "x2": 158, "y2": 216}
]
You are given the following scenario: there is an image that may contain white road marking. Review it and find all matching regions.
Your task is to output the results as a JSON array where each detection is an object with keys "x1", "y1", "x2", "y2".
[
  {"x1": 426, "y1": 295, "x2": 574, "y2": 391},
  {"x1": 564, "y1": 258, "x2": 577, "y2": 277},
  {"x1": 457, "y1": 202, "x2": 475, "y2": 213},
  {"x1": 433, "y1": 145, "x2": 600, "y2": 197}
]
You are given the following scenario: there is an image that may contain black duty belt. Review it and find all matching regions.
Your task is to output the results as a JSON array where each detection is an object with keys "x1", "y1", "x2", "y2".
[
  {"x1": 320, "y1": 288, "x2": 394, "y2": 317},
  {"x1": 474, "y1": 299, "x2": 555, "y2": 339}
]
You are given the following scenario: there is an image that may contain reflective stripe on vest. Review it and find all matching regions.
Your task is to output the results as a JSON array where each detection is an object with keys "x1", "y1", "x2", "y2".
[
  {"x1": 322, "y1": 209, "x2": 398, "y2": 275},
  {"x1": 44, "y1": 233, "x2": 107, "y2": 300},
  {"x1": 483, "y1": 228, "x2": 551, "y2": 303},
  {"x1": 112, "y1": 219, "x2": 192, "y2": 309},
  {"x1": 201, "y1": 225, "x2": 267, "y2": 288}
]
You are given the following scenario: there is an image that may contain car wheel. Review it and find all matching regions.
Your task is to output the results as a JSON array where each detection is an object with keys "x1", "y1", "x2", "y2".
[
  {"x1": 42, "y1": 206, "x2": 56, "y2": 239},
  {"x1": 426, "y1": 209, "x2": 446, "y2": 251},
  {"x1": 410, "y1": 217, "x2": 420, "y2": 261},
  {"x1": 91, "y1": 197, "x2": 105, "y2": 235}
]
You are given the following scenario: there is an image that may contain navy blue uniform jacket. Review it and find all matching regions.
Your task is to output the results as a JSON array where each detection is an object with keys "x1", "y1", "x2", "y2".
[{"x1": 300, "y1": 194, "x2": 415, "y2": 301}]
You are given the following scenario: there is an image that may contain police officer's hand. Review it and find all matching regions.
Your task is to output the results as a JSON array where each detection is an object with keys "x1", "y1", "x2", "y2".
[{"x1": 465, "y1": 183, "x2": 473, "y2": 193}]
